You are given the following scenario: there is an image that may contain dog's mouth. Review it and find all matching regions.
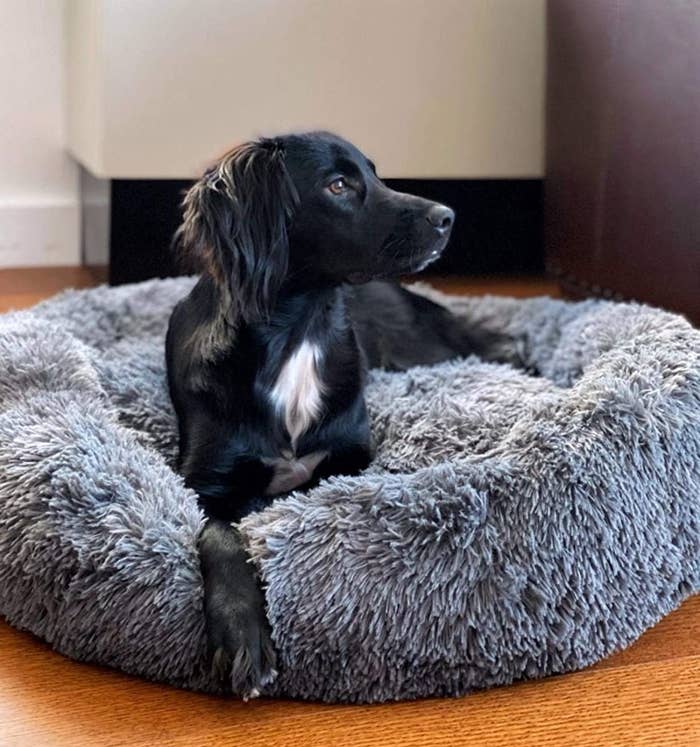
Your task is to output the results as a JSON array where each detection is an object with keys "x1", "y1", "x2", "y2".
[
  {"x1": 345, "y1": 246, "x2": 444, "y2": 285},
  {"x1": 403, "y1": 240, "x2": 448, "y2": 275},
  {"x1": 412, "y1": 247, "x2": 443, "y2": 273}
]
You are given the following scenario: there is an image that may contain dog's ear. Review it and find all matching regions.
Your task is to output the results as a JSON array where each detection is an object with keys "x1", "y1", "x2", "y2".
[{"x1": 175, "y1": 138, "x2": 297, "y2": 323}]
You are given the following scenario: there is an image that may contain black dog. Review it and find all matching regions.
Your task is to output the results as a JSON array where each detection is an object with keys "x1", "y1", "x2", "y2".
[{"x1": 166, "y1": 131, "x2": 486, "y2": 697}]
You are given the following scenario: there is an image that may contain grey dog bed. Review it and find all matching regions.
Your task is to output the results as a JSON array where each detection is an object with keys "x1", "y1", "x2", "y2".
[{"x1": 0, "y1": 277, "x2": 698, "y2": 703}]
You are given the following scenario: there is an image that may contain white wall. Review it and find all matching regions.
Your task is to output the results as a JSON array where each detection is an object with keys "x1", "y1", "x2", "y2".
[
  {"x1": 67, "y1": 0, "x2": 545, "y2": 180},
  {"x1": 0, "y1": 0, "x2": 80, "y2": 267}
]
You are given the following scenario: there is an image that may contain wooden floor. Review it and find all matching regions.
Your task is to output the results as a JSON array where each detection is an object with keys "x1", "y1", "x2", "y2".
[{"x1": 0, "y1": 267, "x2": 697, "y2": 747}]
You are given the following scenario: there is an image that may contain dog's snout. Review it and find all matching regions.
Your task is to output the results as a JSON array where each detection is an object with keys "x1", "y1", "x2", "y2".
[{"x1": 426, "y1": 204, "x2": 455, "y2": 234}]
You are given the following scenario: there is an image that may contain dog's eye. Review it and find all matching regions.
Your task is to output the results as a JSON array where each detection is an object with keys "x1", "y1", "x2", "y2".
[{"x1": 328, "y1": 177, "x2": 348, "y2": 195}]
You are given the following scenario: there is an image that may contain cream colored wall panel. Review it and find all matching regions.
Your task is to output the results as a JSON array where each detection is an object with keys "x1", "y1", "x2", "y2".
[
  {"x1": 0, "y1": 0, "x2": 80, "y2": 266},
  {"x1": 68, "y1": 0, "x2": 545, "y2": 179},
  {"x1": 65, "y1": 0, "x2": 105, "y2": 174},
  {"x1": 0, "y1": 0, "x2": 78, "y2": 201}
]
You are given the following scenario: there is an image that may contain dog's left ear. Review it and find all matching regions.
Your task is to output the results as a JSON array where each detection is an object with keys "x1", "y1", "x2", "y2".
[{"x1": 175, "y1": 138, "x2": 298, "y2": 323}]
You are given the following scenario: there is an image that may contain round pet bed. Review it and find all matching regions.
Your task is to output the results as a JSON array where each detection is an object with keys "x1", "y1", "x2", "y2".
[{"x1": 0, "y1": 277, "x2": 698, "y2": 703}]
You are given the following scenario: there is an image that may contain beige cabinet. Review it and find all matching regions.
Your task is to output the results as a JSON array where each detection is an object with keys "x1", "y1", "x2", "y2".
[{"x1": 65, "y1": 0, "x2": 545, "y2": 179}]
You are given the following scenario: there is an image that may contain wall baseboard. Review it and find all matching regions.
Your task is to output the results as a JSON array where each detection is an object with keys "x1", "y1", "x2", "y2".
[{"x1": 0, "y1": 201, "x2": 80, "y2": 268}]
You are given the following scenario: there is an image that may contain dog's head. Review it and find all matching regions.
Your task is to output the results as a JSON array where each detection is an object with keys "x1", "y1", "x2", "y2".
[{"x1": 176, "y1": 131, "x2": 454, "y2": 321}]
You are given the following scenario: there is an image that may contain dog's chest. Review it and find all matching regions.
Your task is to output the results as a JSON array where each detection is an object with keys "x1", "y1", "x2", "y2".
[{"x1": 269, "y1": 340, "x2": 326, "y2": 446}]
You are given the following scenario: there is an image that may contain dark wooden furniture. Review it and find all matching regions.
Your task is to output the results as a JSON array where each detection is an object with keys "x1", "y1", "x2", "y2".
[{"x1": 545, "y1": 0, "x2": 700, "y2": 324}]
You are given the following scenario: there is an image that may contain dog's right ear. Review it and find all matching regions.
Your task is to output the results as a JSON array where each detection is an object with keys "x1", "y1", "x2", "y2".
[{"x1": 174, "y1": 138, "x2": 298, "y2": 324}]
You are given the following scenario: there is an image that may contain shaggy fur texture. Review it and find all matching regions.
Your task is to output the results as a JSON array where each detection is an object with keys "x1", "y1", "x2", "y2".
[{"x1": 0, "y1": 277, "x2": 698, "y2": 702}]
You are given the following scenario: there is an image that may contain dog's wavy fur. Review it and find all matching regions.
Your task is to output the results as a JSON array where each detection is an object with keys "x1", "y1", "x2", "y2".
[
  {"x1": 176, "y1": 139, "x2": 298, "y2": 326},
  {"x1": 166, "y1": 131, "x2": 486, "y2": 698}
]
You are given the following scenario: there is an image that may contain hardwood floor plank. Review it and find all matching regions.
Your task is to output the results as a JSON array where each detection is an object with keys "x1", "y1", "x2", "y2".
[
  {"x1": 0, "y1": 267, "x2": 107, "y2": 313},
  {"x1": 595, "y1": 596, "x2": 700, "y2": 671},
  {"x1": 0, "y1": 266, "x2": 106, "y2": 296},
  {"x1": 0, "y1": 621, "x2": 698, "y2": 747},
  {"x1": 422, "y1": 274, "x2": 562, "y2": 298}
]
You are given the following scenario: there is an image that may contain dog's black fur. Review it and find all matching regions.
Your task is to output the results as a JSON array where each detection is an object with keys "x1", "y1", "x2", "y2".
[{"x1": 166, "y1": 132, "x2": 486, "y2": 697}]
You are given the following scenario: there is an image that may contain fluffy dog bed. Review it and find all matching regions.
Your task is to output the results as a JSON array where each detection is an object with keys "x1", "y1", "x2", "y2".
[{"x1": 0, "y1": 277, "x2": 698, "y2": 703}]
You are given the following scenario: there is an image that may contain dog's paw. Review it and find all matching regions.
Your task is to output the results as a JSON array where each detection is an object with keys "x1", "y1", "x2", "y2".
[{"x1": 207, "y1": 599, "x2": 277, "y2": 699}]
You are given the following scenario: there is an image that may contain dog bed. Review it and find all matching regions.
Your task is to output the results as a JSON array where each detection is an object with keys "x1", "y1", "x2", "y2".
[{"x1": 0, "y1": 277, "x2": 698, "y2": 703}]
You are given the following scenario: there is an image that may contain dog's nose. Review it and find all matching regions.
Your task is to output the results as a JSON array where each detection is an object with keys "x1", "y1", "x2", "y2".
[{"x1": 426, "y1": 204, "x2": 455, "y2": 234}]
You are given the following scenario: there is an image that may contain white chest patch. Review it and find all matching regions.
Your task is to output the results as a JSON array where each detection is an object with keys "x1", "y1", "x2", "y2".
[{"x1": 270, "y1": 341, "x2": 325, "y2": 446}]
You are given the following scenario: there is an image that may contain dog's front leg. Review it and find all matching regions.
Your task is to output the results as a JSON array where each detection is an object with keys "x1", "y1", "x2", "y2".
[
  {"x1": 182, "y1": 443, "x2": 278, "y2": 697},
  {"x1": 198, "y1": 517, "x2": 276, "y2": 698}
]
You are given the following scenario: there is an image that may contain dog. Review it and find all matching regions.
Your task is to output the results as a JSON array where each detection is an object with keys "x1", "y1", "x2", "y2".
[{"x1": 166, "y1": 131, "x2": 490, "y2": 697}]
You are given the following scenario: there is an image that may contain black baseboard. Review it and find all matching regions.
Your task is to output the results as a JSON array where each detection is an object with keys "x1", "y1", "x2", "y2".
[
  {"x1": 384, "y1": 178, "x2": 543, "y2": 277},
  {"x1": 109, "y1": 179, "x2": 193, "y2": 285},
  {"x1": 81, "y1": 175, "x2": 543, "y2": 285}
]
